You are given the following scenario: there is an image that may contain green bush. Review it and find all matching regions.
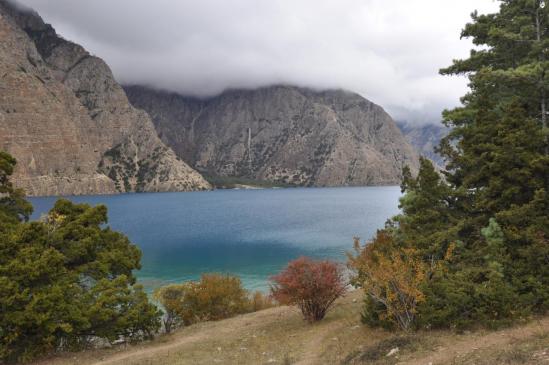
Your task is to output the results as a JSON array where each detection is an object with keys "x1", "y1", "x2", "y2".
[{"x1": 0, "y1": 152, "x2": 161, "y2": 363}]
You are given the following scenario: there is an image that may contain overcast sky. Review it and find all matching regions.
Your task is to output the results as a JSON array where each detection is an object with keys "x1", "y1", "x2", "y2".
[{"x1": 17, "y1": 0, "x2": 500, "y2": 125}]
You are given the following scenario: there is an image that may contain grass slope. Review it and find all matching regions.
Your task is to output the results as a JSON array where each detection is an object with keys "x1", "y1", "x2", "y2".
[{"x1": 33, "y1": 290, "x2": 549, "y2": 365}]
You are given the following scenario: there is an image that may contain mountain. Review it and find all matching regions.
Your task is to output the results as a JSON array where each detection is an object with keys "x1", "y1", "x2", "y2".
[
  {"x1": 0, "y1": 0, "x2": 210, "y2": 196},
  {"x1": 124, "y1": 85, "x2": 420, "y2": 187},
  {"x1": 396, "y1": 121, "x2": 449, "y2": 167}
]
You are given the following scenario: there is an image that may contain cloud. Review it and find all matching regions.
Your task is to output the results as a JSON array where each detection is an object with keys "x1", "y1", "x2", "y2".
[{"x1": 18, "y1": 0, "x2": 500, "y2": 124}]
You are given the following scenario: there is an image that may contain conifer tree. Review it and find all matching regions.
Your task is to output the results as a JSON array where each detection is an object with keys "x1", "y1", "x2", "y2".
[
  {"x1": 0, "y1": 152, "x2": 32, "y2": 226},
  {"x1": 353, "y1": 0, "x2": 549, "y2": 330},
  {"x1": 396, "y1": 157, "x2": 455, "y2": 258},
  {"x1": 440, "y1": 0, "x2": 549, "y2": 313},
  {"x1": 0, "y1": 151, "x2": 161, "y2": 363}
]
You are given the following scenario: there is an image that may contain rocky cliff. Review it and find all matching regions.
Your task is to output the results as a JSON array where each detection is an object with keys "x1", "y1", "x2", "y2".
[
  {"x1": 125, "y1": 85, "x2": 420, "y2": 186},
  {"x1": 0, "y1": 0, "x2": 210, "y2": 196},
  {"x1": 396, "y1": 121, "x2": 449, "y2": 167}
]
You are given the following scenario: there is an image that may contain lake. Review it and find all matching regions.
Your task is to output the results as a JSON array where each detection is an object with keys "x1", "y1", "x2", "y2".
[{"x1": 29, "y1": 186, "x2": 401, "y2": 292}]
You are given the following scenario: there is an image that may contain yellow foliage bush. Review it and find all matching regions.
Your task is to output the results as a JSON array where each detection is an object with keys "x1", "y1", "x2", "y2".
[
  {"x1": 154, "y1": 274, "x2": 276, "y2": 332},
  {"x1": 348, "y1": 230, "x2": 453, "y2": 330},
  {"x1": 248, "y1": 290, "x2": 277, "y2": 312}
]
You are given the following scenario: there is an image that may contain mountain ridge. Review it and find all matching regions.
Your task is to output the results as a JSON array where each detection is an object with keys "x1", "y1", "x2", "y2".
[
  {"x1": 125, "y1": 84, "x2": 420, "y2": 187},
  {"x1": 0, "y1": 0, "x2": 211, "y2": 196},
  {"x1": 396, "y1": 121, "x2": 449, "y2": 167}
]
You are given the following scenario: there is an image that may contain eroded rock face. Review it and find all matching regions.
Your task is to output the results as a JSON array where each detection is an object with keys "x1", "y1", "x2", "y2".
[
  {"x1": 0, "y1": 0, "x2": 210, "y2": 196},
  {"x1": 396, "y1": 121, "x2": 449, "y2": 168},
  {"x1": 125, "y1": 85, "x2": 420, "y2": 186}
]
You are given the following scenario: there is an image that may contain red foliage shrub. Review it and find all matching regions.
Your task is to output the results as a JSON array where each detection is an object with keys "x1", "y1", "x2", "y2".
[{"x1": 270, "y1": 257, "x2": 347, "y2": 322}]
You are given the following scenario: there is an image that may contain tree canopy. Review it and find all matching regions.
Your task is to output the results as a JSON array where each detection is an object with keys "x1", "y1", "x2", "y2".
[
  {"x1": 351, "y1": 0, "x2": 549, "y2": 330},
  {"x1": 0, "y1": 152, "x2": 32, "y2": 226},
  {"x1": 0, "y1": 152, "x2": 161, "y2": 363}
]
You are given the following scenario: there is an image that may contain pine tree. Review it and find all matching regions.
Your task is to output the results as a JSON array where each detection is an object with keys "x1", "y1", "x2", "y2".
[
  {"x1": 395, "y1": 157, "x2": 455, "y2": 258},
  {"x1": 353, "y1": 0, "x2": 549, "y2": 330},
  {"x1": 439, "y1": 0, "x2": 549, "y2": 313}
]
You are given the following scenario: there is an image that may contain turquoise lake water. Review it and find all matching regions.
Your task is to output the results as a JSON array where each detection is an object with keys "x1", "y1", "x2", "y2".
[{"x1": 29, "y1": 186, "x2": 401, "y2": 292}]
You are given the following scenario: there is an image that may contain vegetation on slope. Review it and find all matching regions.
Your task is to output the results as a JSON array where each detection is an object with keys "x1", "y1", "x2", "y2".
[
  {"x1": 349, "y1": 0, "x2": 549, "y2": 331},
  {"x1": 26, "y1": 291, "x2": 549, "y2": 365},
  {"x1": 270, "y1": 257, "x2": 347, "y2": 323},
  {"x1": 154, "y1": 274, "x2": 274, "y2": 333},
  {"x1": 0, "y1": 153, "x2": 162, "y2": 363},
  {"x1": 2, "y1": 1, "x2": 549, "y2": 364}
]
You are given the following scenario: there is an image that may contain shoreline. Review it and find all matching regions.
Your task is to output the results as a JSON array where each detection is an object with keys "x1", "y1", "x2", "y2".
[{"x1": 25, "y1": 184, "x2": 403, "y2": 199}]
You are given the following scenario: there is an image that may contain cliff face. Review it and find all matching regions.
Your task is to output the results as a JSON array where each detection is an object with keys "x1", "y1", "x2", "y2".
[
  {"x1": 125, "y1": 85, "x2": 420, "y2": 186},
  {"x1": 0, "y1": 0, "x2": 210, "y2": 196},
  {"x1": 396, "y1": 121, "x2": 449, "y2": 168}
]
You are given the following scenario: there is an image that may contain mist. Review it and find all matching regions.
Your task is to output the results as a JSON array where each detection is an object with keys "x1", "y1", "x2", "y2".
[{"x1": 17, "y1": 0, "x2": 500, "y2": 125}]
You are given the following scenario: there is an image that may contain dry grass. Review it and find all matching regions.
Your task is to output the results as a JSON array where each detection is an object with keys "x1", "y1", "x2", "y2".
[
  {"x1": 30, "y1": 290, "x2": 549, "y2": 365},
  {"x1": 446, "y1": 331, "x2": 549, "y2": 365}
]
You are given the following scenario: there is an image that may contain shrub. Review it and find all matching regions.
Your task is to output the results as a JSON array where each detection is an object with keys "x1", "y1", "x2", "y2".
[
  {"x1": 154, "y1": 274, "x2": 271, "y2": 331},
  {"x1": 0, "y1": 152, "x2": 162, "y2": 362},
  {"x1": 153, "y1": 284, "x2": 186, "y2": 333},
  {"x1": 0, "y1": 192, "x2": 161, "y2": 362},
  {"x1": 247, "y1": 290, "x2": 277, "y2": 312},
  {"x1": 270, "y1": 257, "x2": 347, "y2": 323},
  {"x1": 179, "y1": 274, "x2": 250, "y2": 324},
  {"x1": 348, "y1": 231, "x2": 451, "y2": 331}
]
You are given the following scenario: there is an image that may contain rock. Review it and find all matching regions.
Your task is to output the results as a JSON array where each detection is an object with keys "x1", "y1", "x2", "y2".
[
  {"x1": 396, "y1": 121, "x2": 449, "y2": 168},
  {"x1": 533, "y1": 350, "x2": 548, "y2": 360},
  {"x1": 386, "y1": 347, "x2": 399, "y2": 357},
  {"x1": 0, "y1": 0, "x2": 210, "y2": 196},
  {"x1": 125, "y1": 85, "x2": 420, "y2": 187}
]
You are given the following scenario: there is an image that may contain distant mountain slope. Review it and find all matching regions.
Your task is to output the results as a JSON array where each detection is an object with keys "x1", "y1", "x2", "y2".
[
  {"x1": 396, "y1": 121, "x2": 449, "y2": 167},
  {"x1": 0, "y1": 0, "x2": 210, "y2": 196},
  {"x1": 125, "y1": 85, "x2": 420, "y2": 187}
]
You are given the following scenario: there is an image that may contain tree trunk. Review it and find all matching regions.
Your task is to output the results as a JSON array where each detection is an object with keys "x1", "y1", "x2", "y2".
[{"x1": 536, "y1": 3, "x2": 548, "y2": 153}]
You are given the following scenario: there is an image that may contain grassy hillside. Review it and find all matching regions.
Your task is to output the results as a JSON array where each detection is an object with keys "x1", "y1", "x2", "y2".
[{"x1": 32, "y1": 290, "x2": 548, "y2": 365}]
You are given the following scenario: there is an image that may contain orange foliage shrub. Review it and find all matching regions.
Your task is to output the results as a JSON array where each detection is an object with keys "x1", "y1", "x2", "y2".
[
  {"x1": 348, "y1": 230, "x2": 453, "y2": 330},
  {"x1": 248, "y1": 290, "x2": 276, "y2": 312},
  {"x1": 155, "y1": 274, "x2": 249, "y2": 327},
  {"x1": 270, "y1": 257, "x2": 347, "y2": 323},
  {"x1": 153, "y1": 284, "x2": 186, "y2": 333},
  {"x1": 154, "y1": 274, "x2": 277, "y2": 331}
]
